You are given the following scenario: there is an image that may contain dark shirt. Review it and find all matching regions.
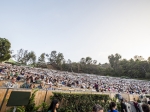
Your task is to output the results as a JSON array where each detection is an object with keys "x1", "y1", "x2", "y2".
[
  {"x1": 133, "y1": 102, "x2": 139, "y2": 109},
  {"x1": 121, "y1": 102, "x2": 127, "y2": 112}
]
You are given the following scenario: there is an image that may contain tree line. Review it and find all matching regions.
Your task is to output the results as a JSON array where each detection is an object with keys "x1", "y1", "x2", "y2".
[{"x1": 1, "y1": 37, "x2": 150, "y2": 79}]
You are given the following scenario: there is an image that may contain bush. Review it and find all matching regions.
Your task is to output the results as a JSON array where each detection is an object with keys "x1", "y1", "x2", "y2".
[
  {"x1": 7, "y1": 91, "x2": 121, "y2": 112},
  {"x1": 51, "y1": 92, "x2": 111, "y2": 112}
]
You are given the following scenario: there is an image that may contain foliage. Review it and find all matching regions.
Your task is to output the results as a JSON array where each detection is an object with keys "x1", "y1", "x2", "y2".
[
  {"x1": 146, "y1": 72, "x2": 150, "y2": 78},
  {"x1": 60, "y1": 54, "x2": 150, "y2": 80},
  {"x1": 46, "y1": 51, "x2": 64, "y2": 69},
  {"x1": 7, "y1": 41, "x2": 150, "y2": 80},
  {"x1": 38, "y1": 53, "x2": 46, "y2": 64},
  {"x1": 41, "y1": 102, "x2": 49, "y2": 112},
  {"x1": 6, "y1": 92, "x2": 120, "y2": 112},
  {"x1": 51, "y1": 92, "x2": 112, "y2": 112},
  {"x1": 27, "y1": 51, "x2": 36, "y2": 65},
  {"x1": 37, "y1": 53, "x2": 47, "y2": 68},
  {"x1": 85, "y1": 57, "x2": 92, "y2": 64},
  {"x1": 0, "y1": 37, "x2": 11, "y2": 62},
  {"x1": 49, "y1": 50, "x2": 57, "y2": 64},
  {"x1": 108, "y1": 53, "x2": 121, "y2": 73},
  {"x1": 13, "y1": 49, "x2": 36, "y2": 65},
  {"x1": 25, "y1": 89, "x2": 43, "y2": 112}
]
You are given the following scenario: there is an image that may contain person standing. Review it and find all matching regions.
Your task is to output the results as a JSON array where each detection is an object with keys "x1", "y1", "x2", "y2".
[
  {"x1": 121, "y1": 99, "x2": 127, "y2": 112},
  {"x1": 133, "y1": 98, "x2": 140, "y2": 112},
  {"x1": 47, "y1": 99, "x2": 59, "y2": 112},
  {"x1": 147, "y1": 98, "x2": 150, "y2": 107},
  {"x1": 94, "y1": 82, "x2": 99, "y2": 92},
  {"x1": 142, "y1": 104, "x2": 150, "y2": 112},
  {"x1": 108, "y1": 102, "x2": 118, "y2": 112}
]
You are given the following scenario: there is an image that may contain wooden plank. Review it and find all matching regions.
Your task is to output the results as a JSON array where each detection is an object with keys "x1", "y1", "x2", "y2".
[
  {"x1": 45, "y1": 91, "x2": 53, "y2": 105},
  {"x1": 0, "y1": 89, "x2": 7, "y2": 106},
  {"x1": 1, "y1": 89, "x2": 12, "y2": 112},
  {"x1": 0, "y1": 89, "x2": 7, "y2": 111},
  {"x1": 34, "y1": 90, "x2": 46, "y2": 106}
]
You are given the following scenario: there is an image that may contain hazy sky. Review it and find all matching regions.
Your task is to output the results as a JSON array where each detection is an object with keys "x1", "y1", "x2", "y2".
[{"x1": 0, "y1": 1, "x2": 150, "y2": 64}]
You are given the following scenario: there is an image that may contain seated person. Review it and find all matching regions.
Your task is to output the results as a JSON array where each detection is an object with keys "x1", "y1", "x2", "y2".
[
  {"x1": 14, "y1": 71, "x2": 19, "y2": 77},
  {"x1": 0, "y1": 67, "x2": 2, "y2": 72},
  {"x1": 61, "y1": 81, "x2": 66, "y2": 85},
  {"x1": 10, "y1": 71, "x2": 14, "y2": 76},
  {"x1": 45, "y1": 77, "x2": 50, "y2": 84},
  {"x1": 47, "y1": 83, "x2": 53, "y2": 90},
  {"x1": 16, "y1": 76, "x2": 21, "y2": 81},
  {"x1": 37, "y1": 81, "x2": 46, "y2": 89},
  {"x1": 54, "y1": 81, "x2": 59, "y2": 87},
  {"x1": 5, "y1": 77, "x2": 18, "y2": 88},
  {"x1": 0, "y1": 76, "x2": 4, "y2": 80},
  {"x1": 20, "y1": 78, "x2": 31, "y2": 89},
  {"x1": 20, "y1": 70, "x2": 25, "y2": 76},
  {"x1": 5, "y1": 74, "x2": 11, "y2": 80},
  {"x1": 30, "y1": 83, "x2": 36, "y2": 89},
  {"x1": 35, "y1": 77, "x2": 41, "y2": 84},
  {"x1": 133, "y1": 98, "x2": 140, "y2": 112}
]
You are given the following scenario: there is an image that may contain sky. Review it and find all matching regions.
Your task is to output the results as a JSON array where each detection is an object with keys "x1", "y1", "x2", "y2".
[{"x1": 0, "y1": 0, "x2": 150, "y2": 64}]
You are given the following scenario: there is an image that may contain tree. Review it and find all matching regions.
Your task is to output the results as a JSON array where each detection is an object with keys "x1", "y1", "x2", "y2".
[
  {"x1": 108, "y1": 53, "x2": 121, "y2": 71},
  {"x1": 51, "y1": 51, "x2": 57, "y2": 64},
  {"x1": 46, "y1": 51, "x2": 65, "y2": 69},
  {"x1": 85, "y1": 57, "x2": 92, "y2": 64},
  {"x1": 80, "y1": 58, "x2": 86, "y2": 64},
  {"x1": 67, "y1": 59, "x2": 73, "y2": 72},
  {"x1": 108, "y1": 54, "x2": 115, "y2": 68},
  {"x1": 38, "y1": 53, "x2": 46, "y2": 64},
  {"x1": 56, "y1": 53, "x2": 64, "y2": 69},
  {"x1": 107, "y1": 53, "x2": 122, "y2": 76},
  {"x1": 27, "y1": 51, "x2": 36, "y2": 65},
  {"x1": 148, "y1": 57, "x2": 150, "y2": 63},
  {"x1": 0, "y1": 38, "x2": 11, "y2": 62},
  {"x1": 57, "y1": 53, "x2": 64, "y2": 63},
  {"x1": 49, "y1": 51, "x2": 57, "y2": 64},
  {"x1": 101, "y1": 63, "x2": 110, "y2": 69},
  {"x1": 37, "y1": 53, "x2": 47, "y2": 68},
  {"x1": 93, "y1": 60, "x2": 97, "y2": 65},
  {"x1": 13, "y1": 49, "x2": 28, "y2": 64},
  {"x1": 13, "y1": 49, "x2": 37, "y2": 65}
]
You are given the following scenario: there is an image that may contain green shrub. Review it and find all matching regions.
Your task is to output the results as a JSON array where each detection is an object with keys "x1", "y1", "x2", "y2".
[
  {"x1": 7, "y1": 91, "x2": 121, "y2": 112},
  {"x1": 51, "y1": 92, "x2": 111, "y2": 112}
]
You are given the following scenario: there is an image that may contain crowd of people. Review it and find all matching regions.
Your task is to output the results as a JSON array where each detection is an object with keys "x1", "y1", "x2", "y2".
[
  {"x1": 0, "y1": 63, "x2": 150, "y2": 95},
  {"x1": 1, "y1": 63, "x2": 150, "y2": 111}
]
